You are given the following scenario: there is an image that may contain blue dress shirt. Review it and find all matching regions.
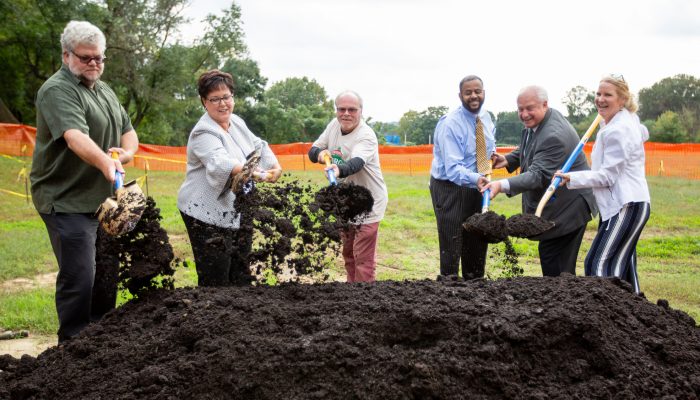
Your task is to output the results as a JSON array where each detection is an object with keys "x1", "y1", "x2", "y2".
[{"x1": 430, "y1": 106, "x2": 496, "y2": 188}]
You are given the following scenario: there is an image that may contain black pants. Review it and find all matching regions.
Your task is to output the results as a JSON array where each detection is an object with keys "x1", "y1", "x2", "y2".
[
  {"x1": 430, "y1": 177, "x2": 488, "y2": 279},
  {"x1": 538, "y1": 223, "x2": 587, "y2": 277},
  {"x1": 181, "y1": 212, "x2": 253, "y2": 287},
  {"x1": 40, "y1": 212, "x2": 115, "y2": 343}
]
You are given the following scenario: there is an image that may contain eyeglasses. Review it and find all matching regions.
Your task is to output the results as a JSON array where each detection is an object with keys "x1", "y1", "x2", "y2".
[
  {"x1": 207, "y1": 95, "x2": 234, "y2": 105},
  {"x1": 70, "y1": 50, "x2": 106, "y2": 65},
  {"x1": 336, "y1": 107, "x2": 359, "y2": 114}
]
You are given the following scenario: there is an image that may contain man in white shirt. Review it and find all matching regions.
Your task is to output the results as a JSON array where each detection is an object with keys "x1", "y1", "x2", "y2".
[{"x1": 308, "y1": 91, "x2": 388, "y2": 282}]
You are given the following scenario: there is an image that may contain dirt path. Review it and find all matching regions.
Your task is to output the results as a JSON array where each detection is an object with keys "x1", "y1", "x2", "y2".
[{"x1": 0, "y1": 334, "x2": 56, "y2": 358}]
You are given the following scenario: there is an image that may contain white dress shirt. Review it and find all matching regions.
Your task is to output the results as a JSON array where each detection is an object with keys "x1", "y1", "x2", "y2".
[{"x1": 566, "y1": 109, "x2": 650, "y2": 221}]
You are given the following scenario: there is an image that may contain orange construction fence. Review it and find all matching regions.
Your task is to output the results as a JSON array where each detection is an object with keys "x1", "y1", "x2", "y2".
[{"x1": 2, "y1": 123, "x2": 700, "y2": 179}]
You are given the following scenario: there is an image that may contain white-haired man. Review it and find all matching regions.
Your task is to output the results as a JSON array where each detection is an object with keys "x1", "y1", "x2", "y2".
[
  {"x1": 30, "y1": 20, "x2": 138, "y2": 342},
  {"x1": 308, "y1": 91, "x2": 388, "y2": 282},
  {"x1": 484, "y1": 86, "x2": 597, "y2": 277}
]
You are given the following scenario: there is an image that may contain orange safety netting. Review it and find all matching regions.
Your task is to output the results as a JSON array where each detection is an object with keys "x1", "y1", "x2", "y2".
[{"x1": 2, "y1": 123, "x2": 700, "y2": 179}]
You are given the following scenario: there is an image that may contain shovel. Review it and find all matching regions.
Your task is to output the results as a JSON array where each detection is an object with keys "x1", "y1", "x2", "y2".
[
  {"x1": 462, "y1": 162, "x2": 509, "y2": 243},
  {"x1": 506, "y1": 114, "x2": 602, "y2": 238},
  {"x1": 232, "y1": 148, "x2": 262, "y2": 194},
  {"x1": 322, "y1": 153, "x2": 337, "y2": 186},
  {"x1": 96, "y1": 152, "x2": 147, "y2": 236}
]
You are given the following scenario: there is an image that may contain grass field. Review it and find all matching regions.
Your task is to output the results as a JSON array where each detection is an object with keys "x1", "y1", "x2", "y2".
[{"x1": 0, "y1": 155, "x2": 698, "y2": 334}]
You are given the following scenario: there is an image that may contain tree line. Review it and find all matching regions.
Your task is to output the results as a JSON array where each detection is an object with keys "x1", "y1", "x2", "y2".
[{"x1": 1, "y1": 1, "x2": 698, "y2": 146}]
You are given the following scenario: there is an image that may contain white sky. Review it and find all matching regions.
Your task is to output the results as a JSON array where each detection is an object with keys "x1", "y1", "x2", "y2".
[{"x1": 178, "y1": 0, "x2": 700, "y2": 122}]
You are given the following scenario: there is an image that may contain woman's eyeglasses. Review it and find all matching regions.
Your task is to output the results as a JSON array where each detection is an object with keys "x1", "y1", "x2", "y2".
[{"x1": 207, "y1": 95, "x2": 234, "y2": 105}]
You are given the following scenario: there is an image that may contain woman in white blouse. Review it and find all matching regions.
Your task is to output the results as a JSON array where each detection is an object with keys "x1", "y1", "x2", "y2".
[
  {"x1": 178, "y1": 70, "x2": 282, "y2": 286},
  {"x1": 554, "y1": 75, "x2": 650, "y2": 294}
]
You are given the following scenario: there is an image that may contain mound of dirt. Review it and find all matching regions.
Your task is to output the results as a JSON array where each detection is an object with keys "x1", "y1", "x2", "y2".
[{"x1": 2, "y1": 276, "x2": 698, "y2": 399}]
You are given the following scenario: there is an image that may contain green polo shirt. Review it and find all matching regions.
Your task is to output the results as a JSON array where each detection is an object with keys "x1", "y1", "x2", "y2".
[{"x1": 30, "y1": 64, "x2": 133, "y2": 213}]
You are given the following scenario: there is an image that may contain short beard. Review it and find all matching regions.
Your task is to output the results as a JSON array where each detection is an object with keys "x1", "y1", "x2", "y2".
[{"x1": 68, "y1": 65, "x2": 101, "y2": 87}]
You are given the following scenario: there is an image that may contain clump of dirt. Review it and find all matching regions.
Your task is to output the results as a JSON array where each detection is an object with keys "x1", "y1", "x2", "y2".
[
  {"x1": 313, "y1": 182, "x2": 374, "y2": 224},
  {"x1": 95, "y1": 196, "x2": 177, "y2": 302},
  {"x1": 506, "y1": 213, "x2": 555, "y2": 238},
  {"x1": 463, "y1": 211, "x2": 509, "y2": 243},
  {"x1": 1, "y1": 276, "x2": 698, "y2": 399}
]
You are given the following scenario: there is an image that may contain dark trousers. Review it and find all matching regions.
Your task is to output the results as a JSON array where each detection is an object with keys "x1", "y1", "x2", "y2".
[
  {"x1": 430, "y1": 177, "x2": 488, "y2": 279},
  {"x1": 181, "y1": 211, "x2": 253, "y2": 287},
  {"x1": 538, "y1": 223, "x2": 587, "y2": 277},
  {"x1": 40, "y1": 212, "x2": 102, "y2": 343}
]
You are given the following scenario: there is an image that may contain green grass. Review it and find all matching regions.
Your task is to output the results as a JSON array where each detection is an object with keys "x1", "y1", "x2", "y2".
[
  {"x1": 0, "y1": 155, "x2": 698, "y2": 333},
  {"x1": 0, "y1": 287, "x2": 57, "y2": 333}
]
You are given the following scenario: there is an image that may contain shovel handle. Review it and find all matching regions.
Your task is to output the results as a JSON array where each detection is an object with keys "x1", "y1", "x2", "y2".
[
  {"x1": 534, "y1": 115, "x2": 602, "y2": 217},
  {"x1": 323, "y1": 154, "x2": 337, "y2": 186},
  {"x1": 111, "y1": 152, "x2": 124, "y2": 190}
]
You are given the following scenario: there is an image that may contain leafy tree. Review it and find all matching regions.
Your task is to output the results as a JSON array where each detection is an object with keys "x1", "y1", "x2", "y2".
[
  {"x1": 0, "y1": 0, "x2": 106, "y2": 124},
  {"x1": 495, "y1": 111, "x2": 522, "y2": 145},
  {"x1": 369, "y1": 120, "x2": 399, "y2": 144},
  {"x1": 650, "y1": 111, "x2": 689, "y2": 143},
  {"x1": 639, "y1": 74, "x2": 700, "y2": 142},
  {"x1": 266, "y1": 77, "x2": 327, "y2": 108},
  {"x1": 397, "y1": 106, "x2": 448, "y2": 145},
  {"x1": 562, "y1": 85, "x2": 595, "y2": 125},
  {"x1": 249, "y1": 77, "x2": 334, "y2": 143}
]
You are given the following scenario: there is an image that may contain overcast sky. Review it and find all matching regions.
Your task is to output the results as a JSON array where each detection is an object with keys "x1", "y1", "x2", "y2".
[{"x1": 179, "y1": 0, "x2": 700, "y2": 122}]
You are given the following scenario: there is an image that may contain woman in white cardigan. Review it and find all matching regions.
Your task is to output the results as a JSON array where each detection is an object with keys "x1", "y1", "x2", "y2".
[
  {"x1": 554, "y1": 75, "x2": 650, "y2": 294},
  {"x1": 178, "y1": 70, "x2": 282, "y2": 286}
]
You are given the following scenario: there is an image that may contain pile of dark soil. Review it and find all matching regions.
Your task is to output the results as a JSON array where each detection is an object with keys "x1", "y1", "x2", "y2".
[{"x1": 2, "y1": 276, "x2": 698, "y2": 399}]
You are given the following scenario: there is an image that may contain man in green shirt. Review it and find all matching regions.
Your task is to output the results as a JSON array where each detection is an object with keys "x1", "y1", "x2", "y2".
[{"x1": 30, "y1": 20, "x2": 139, "y2": 343}]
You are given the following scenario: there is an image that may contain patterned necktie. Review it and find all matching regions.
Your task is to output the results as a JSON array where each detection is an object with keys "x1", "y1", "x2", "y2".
[
  {"x1": 523, "y1": 128, "x2": 533, "y2": 157},
  {"x1": 475, "y1": 116, "x2": 491, "y2": 174}
]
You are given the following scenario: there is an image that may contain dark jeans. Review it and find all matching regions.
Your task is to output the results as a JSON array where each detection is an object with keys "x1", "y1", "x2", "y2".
[
  {"x1": 538, "y1": 224, "x2": 587, "y2": 277},
  {"x1": 181, "y1": 211, "x2": 253, "y2": 286},
  {"x1": 430, "y1": 177, "x2": 488, "y2": 279},
  {"x1": 40, "y1": 212, "x2": 112, "y2": 343}
]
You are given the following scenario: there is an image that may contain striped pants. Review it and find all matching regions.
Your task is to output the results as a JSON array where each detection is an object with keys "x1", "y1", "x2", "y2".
[{"x1": 584, "y1": 202, "x2": 651, "y2": 294}]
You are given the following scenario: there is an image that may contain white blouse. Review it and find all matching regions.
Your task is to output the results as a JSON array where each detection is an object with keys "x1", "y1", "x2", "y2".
[
  {"x1": 177, "y1": 112, "x2": 278, "y2": 228},
  {"x1": 566, "y1": 109, "x2": 650, "y2": 222}
]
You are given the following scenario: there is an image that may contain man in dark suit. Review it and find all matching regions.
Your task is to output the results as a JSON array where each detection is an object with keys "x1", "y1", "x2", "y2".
[{"x1": 485, "y1": 85, "x2": 597, "y2": 277}]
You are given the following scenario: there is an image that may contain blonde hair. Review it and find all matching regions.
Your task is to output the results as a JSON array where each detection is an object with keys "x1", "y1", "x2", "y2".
[{"x1": 600, "y1": 74, "x2": 637, "y2": 113}]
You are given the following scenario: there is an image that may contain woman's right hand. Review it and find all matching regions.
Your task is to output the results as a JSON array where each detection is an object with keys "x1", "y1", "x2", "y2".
[{"x1": 553, "y1": 170, "x2": 570, "y2": 186}]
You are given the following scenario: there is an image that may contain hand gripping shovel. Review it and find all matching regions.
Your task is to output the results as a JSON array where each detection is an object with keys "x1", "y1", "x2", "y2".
[
  {"x1": 96, "y1": 152, "x2": 147, "y2": 236},
  {"x1": 462, "y1": 161, "x2": 508, "y2": 243},
  {"x1": 323, "y1": 153, "x2": 337, "y2": 186},
  {"x1": 506, "y1": 114, "x2": 602, "y2": 238},
  {"x1": 232, "y1": 148, "x2": 262, "y2": 194}
]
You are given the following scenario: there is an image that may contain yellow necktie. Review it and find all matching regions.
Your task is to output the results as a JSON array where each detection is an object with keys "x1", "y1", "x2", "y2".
[{"x1": 475, "y1": 117, "x2": 491, "y2": 174}]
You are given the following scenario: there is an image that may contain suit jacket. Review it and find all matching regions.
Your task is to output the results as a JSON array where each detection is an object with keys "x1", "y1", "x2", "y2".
[{"x1": 505, "y1": 108, "x2": 598, "y2": 241}]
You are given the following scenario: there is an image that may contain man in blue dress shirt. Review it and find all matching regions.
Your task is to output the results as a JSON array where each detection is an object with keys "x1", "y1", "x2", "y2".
[{"x1": 429, "y1": 75, "x2": 495, "y2": 279}]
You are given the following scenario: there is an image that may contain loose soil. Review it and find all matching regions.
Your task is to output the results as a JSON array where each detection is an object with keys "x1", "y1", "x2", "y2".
[
  {"x1": 464, "y1": 212, "x2": 554, "y2": 244},
  {"x1": 463, "y1": 211, "x2": 509, "y2": 244},
  {"x1": 1, "y1": 276, "x2": 698, "y2": 399},
  {"x1": 506, "y1": 213, "x2": 556, "y2": 238}
]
